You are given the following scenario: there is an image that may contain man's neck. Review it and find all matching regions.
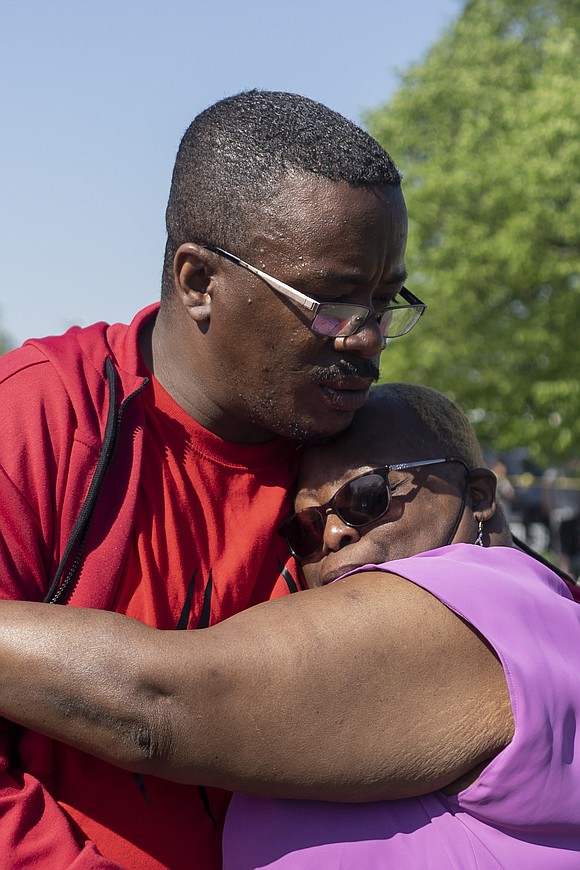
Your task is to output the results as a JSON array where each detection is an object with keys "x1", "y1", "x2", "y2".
[{"x1": 139, "y1": 310, "x2": 277, "y2": 444}]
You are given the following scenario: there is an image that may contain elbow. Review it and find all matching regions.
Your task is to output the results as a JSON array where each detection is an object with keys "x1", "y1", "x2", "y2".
[
  {"x1": 111, "y1": 695, "x2": 176, "y2": 775},
  {"x1": 53, "y1": 685, "x2": 177, "y2": 776}
]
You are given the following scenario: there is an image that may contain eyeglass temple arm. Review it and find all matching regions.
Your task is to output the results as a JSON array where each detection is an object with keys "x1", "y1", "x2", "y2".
[
  {"x1": 204, "y1": 245, "x2": 319, "y2": 313},
  {"x1": 400, "y1": 287, "x2": 426, "y2": 308},
  {"x1": 205, "y1": 245, "x2": 427, "y2": 315},
  {"x1": 390, "y1": 458, "x2": 449, "y2": 473},
  {"x1": 389, "y1": 457, "x2": 468, "y2": 473}
]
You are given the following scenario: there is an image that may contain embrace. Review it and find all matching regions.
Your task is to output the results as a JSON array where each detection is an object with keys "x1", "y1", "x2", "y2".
[
  {"x1": 0, "y1": 89, "x2": 579, "y2": 869},
  {"x1": 1, "y1": 385, "x2": 579, "y2": 867}
]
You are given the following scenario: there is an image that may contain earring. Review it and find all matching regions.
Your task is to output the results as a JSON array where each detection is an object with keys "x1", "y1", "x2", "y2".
[{"x1": 474, "y1": 520, "x2": 484, "y2": 547}]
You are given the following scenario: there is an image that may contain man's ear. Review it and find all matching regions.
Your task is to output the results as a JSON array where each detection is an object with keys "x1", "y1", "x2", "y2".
[
  {"x1": 173, "y1": 243, "x2": 214, "y2": 322},
  {"x1": 466, "y1": 468, "x2": 498, "y2": 523}
]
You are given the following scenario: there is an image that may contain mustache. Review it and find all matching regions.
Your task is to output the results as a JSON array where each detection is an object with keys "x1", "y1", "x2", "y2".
[{"x1": 316, "y1": 359, "x2": 381, "y2": 383}]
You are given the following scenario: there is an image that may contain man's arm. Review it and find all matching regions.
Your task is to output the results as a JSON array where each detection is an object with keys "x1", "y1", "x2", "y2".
[{"x1": 0, "y1": 571, "x2": 513, "y2": 802}]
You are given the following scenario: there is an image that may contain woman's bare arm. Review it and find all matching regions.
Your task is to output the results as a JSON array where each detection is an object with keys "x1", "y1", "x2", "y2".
[{"x1": 0, "y1": 573, "x2": 513, "y2": 801}]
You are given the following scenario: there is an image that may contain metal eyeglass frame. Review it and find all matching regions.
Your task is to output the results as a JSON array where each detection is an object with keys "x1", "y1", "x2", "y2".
[{"x1": 203, "y1": 244, "x2": 426, "y2": 339}]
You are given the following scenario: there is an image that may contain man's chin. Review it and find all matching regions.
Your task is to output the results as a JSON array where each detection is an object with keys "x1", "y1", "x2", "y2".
[
  {"x1": 246, "y1": 400, "x2": 360, "y2": 444},
  {"x1": 292, "y1": 429, "x2": 343, "y2": 447},
  {"x1": 284, "y1": 412, "x2": 359, "y2": 445}
]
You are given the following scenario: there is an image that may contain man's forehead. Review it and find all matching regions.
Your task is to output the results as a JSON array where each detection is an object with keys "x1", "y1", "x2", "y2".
[
  {"x1": 249, "y1": 176, "x2": 407, "y2": 261},
  {"x1": 271, "y1": 176, "x2": 406, "y2": 225},
  {"x1": 272, "y1": 172, "x2": 403, "y2": 206}
]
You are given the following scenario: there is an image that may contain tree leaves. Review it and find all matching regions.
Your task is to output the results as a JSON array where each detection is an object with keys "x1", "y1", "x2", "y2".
[{"x1": 367, "y1": 0, "x2": 580, "y2": 462}]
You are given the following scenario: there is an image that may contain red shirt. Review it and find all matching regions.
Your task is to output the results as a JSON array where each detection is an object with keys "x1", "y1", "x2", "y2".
[{"x1": 53, "y1": 374, "x2": 300, "y2": 869}]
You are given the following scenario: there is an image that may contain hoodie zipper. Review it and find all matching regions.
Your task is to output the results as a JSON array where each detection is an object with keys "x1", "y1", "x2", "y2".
[{"x1": 45, "y1": 358, "x2": 149, "y2": 604}]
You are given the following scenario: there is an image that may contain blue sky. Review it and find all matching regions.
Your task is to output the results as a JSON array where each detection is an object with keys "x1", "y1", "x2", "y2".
[{"x1": 1, "y1": 0, "x2": 461, "y2": 346}]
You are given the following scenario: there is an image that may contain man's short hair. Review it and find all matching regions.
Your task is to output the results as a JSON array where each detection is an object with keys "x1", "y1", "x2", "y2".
[{"x1": 162, "y1": 90, "x2": 401, "y2": 299}]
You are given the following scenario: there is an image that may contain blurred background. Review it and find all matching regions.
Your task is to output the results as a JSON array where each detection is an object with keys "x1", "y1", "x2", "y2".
[{"x1": 1, "y1": 0, "x2": 579, "y2": 573}]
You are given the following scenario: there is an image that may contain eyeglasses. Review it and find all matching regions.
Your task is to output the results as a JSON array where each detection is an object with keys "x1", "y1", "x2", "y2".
[
  {"x1": 204, "y1": 245, "x2": 426, "y2": 339},
  {"x1": 279, "y1": 457, "x2": 469, "y2": 560}
]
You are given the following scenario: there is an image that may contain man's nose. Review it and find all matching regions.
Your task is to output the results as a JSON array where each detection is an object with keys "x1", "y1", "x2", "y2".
[
  {"x1": 333, "y1": 317, "x2": 386, "y2": 358},
  {"x1": 322, "y1": 512, "x2": 362, "y2": 553}
]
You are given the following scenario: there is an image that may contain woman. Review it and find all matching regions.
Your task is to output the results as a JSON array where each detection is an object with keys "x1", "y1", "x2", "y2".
[{"x1": 0, "y1": 384, "x2": 578, "y2": 867}]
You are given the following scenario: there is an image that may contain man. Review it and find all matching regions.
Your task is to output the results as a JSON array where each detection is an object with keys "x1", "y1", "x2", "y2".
[
  {"x1": 0, "y1": 91, "x2": 421, "y2": 867},
  {"x1": 0, "y1": 385, "x2": 578, "y2": 867}
]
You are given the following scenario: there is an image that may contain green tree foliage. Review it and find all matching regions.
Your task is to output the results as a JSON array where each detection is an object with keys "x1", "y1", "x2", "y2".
[
  {"x1": 0, "y1": 328, "x2": 11, "y2": 356},
  {"x1": 367, "y1": 0, "x2": 580, "y2": 463},
  {"x1": 0, "y1": 313, "x2": 13, "y2": 355}
]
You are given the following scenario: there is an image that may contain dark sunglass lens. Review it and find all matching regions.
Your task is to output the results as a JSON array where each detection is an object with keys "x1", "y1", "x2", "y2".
[
  {"x1": 335, "y1": 473, "x2": 390, "y2": 525},
  {"x1": 283, "y1": 509, "x2": 326, "y2": 559}
]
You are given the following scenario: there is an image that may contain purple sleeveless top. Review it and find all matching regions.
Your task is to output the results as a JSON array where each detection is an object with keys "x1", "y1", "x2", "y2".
[{"x1": 223, "y1": 545, "x2": 580, "y2": 868}]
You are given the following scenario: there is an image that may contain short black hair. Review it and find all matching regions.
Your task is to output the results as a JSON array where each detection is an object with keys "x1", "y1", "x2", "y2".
[
  {"x1": 368, "y1": 384, "x2": 485, "y2": 467},
  {"x1": 161, "y1": 90, "x2": 401, "y2": 299}
]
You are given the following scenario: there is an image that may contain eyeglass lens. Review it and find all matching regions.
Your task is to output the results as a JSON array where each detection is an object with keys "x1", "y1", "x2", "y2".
[
  {"x1": 310, "y1": 304, "x2": 420, "y2": 339},
  {"x1": 283, "y1": 471, "x2": 392, "y2": 559}
]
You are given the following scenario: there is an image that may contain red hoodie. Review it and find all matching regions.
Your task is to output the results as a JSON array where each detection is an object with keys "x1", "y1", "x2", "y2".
[
  {"x1": 0, "y1": 304, "x2": 300, "y2": 868},
  {"x1": 2, "y1": 304, "x2": 575, "y2": 867}
]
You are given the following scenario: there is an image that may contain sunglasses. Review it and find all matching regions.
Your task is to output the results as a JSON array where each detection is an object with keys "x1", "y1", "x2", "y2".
[
  {"x1": 280, "y1": 457, "x2": 469, "y2": 560},
  {"x1": 204, "y1": 245, "x2": 426, "y2": 339}
]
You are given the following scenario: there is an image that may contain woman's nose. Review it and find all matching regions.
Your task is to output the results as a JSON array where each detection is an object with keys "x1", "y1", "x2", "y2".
[{"x1": 322, "y1": 512, "x2": 362, "y2": 553}]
